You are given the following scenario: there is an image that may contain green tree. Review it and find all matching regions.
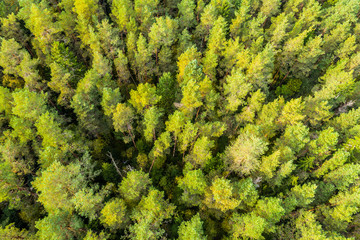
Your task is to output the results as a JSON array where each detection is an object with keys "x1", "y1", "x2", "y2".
[
  {"x1": 203, "y1": 177, "x2": 240, "y2": 212},
  {"x1": 111, "y1": 0, "x2": 134, "y2": 33},
  {"x1": 186, "y1": 136, "x2": 214, "y2": 168},
  {"x1": 178, "y1": 0, "x2": 196, "y2": 30},
  {"x1": 100, "y1": 198, "x2": 128, "y2": 230},
  {"x1": 143, "y1": 107, "x2": 163, "y2": 142},
  {"x1": 118, "y1": 170, "x2": 152, "y2": 205},
  {"x1": 129, "y1": 83, "x2": 161, "y2": 113},
  {"x1": 112, "y1": 103, "x2": 137, "y2": 146},
  {"x1": 129, "y1": 188, "x2": 175, "y2": 240},
  {"x1": 226, "y1": 130, "x2": 268, "y2": 175},
  {"x1": 178, "y1": 214, "x2": 206, "y2": 240},
  {"x1": 178, "y1": 168, "x2": 207, "y2": 206},
  {"x1": 0, "y1": 38, "x2": 41, "y2": 89},
  {"x1": 223, "y1": 68, "x2": 252, "y2": 112},
  {"x1": 228, "y1": 212, "x2": 266, "y2": 239}
]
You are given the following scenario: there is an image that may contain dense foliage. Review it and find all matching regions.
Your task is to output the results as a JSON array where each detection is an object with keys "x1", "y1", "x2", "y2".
[{"x1": 0, "y1": 0, "x2": 360, "y2": 239}]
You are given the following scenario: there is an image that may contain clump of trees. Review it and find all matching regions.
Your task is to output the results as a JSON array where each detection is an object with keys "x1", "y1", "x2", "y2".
[{"x1": 1, "y1": 0, "x2": 360, "y2": 239}]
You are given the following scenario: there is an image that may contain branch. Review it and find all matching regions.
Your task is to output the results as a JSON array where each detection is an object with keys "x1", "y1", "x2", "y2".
[{"x1": 107, "y1": 151, "x2": 123, "y2": 177}]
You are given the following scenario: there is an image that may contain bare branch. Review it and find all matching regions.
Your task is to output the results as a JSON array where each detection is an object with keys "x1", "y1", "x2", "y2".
[{"x1": 107, "y1": 151, "x2": 123, "y2": 177}]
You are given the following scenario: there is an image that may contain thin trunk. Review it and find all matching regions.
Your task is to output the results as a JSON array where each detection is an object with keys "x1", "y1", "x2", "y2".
[
  {"x1": 172, "y1": 136, "x2": 177, "y2": 157},
  {"x1": 127, "y1": 124, "x2": 137, "y2": 149},
  {"x1": 107, "y1": 152, "x2": 123, "y2": 177},
  {"x1": 149, "y1": 157, "x2": 156, "y2": 173}
]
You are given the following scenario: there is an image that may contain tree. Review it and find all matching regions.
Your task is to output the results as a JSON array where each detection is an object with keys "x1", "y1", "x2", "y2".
[
  {"x1": 295, "y1": 211, "x2": 327, "y2": 240},
  {"x1": 203, "y1": 16, "x2": 227, "y2": 79},
  {"x1": 149, "y1": 131, "x2": 172, "y2": 171},
  {"x1": 178, "y1": 214, "x2": 206, "y2": 240},
  {"x1": 314, "y1": 149, "x2": 350, "y2": 177},
  {"x1": 260, "y1": 0, "x2": 281, "y2": 18},
  {"x1": 0, "y1": 38, "x2": 41, "y2": 89},
  {"x1": 166, "y1": 110, "x2": 187, "y2": 155},
  {"x1": 129, "y1": 83, "x2": 161, "y2": 113},
  {"x1": 100, "y1": 198, "x2": 128, "y2": 230},
  {"x1": 72, "y1": 187, "x2": 108, "y2": 221},
  {"x1": 177, "y1": 47, "x2": 202, "y2": 83},
  {"x1": 203, "y1": 177, "x2": 240, "y2": 213},
  {"x1": 111, "y1": 0, "x2": 134, "y2": 33},
  {"x1": 35, "y1": 111, "x2": 71, "y2": 168},
  {"x1": 178, "y1": 0, "x2": 196, "y2": 30},
  {"x1": 283, "y1": 183, "x2": 317, "y2": 213},
  {"x1": 73, "y1": 0, "x2": 100, "y2": 46},
  {"x1": 118, "y1": 170, "x2": 152, "y2": 205},
  {"x1": 178, "y1": 121, "x2": 198, "y2": 155},
  {"x1": 0, "y1": 223, "x2": 32, "y2": 240},
  {"x1": 129, "y1": 188, "x2": 175, "y2": 240},
  {"x1": 308, "y1": 127, "x2": 339, "y2": 161},
  {"x1": 186, "y1": 136, "x2": 214, "y2": 168},
  {"x1": 223, "y1": 68, "x2": 252, "y2": 112},
  {"x1": 277, "y1": 97, "x2": 305, "y2": 126},
  {"x1": 0, "y1": 13, "x2": 28, "y2": 44},
  {"x1": 228, "y1": 212, "x2": 266, "y2": 239},
  {"x1": 278, "y1": 123, "x2": 310, "y2": 154},
  {"x1": 35, "y1": 210, "x2": 84, "y2": 240},
  {"x1": 225, "y1": 130, "x2": 268, "y2": 175},
  {"x1": 134, "y1": 0, "x2": 159, "y2": 33},
  {"x1": 254, "y1": 197, "x2": 285, "y2": 233},
  {"x1": 178, "y1": 168, "x2": 207, "y2": 206},
  {"x1": 101, "y1": 87, "x2": 122, "y2": 118},
  {"x1": 11, "y1": 88, "x2": 47, "y2": 122},
  {"x1": 114, "y1": 50, "x2": 131, "y2": 85},
  {"x1": 149, "y1": 16, "x2": 178, "y2": 65},
  {"x1": 26, "y1": 3, "x2": 59, "y2": 60},
  {"x1": 246, "y1": 44, "x2": 274, "y2": 91},
  {"x1": 266, "y1": 13, "x2": 291, "y2": 49},
  {"x1": 143, "y1": 107, "x2": 163, "y2": 142},
  {"x1": 112, "y1": 103, "x2": 136, "y2": 146},
  {"x1": 71, "y1": 69, "x2": 109, "y2": 136},
  {"x1": 180, "y1": 79, "x2": 203, "y2": 116},
  {"x1": 32, "y1": 160, "x2": 86, "y2": 213},
  {"x1": 157, "y1": 72, "x2": 177, "y2": 112}
]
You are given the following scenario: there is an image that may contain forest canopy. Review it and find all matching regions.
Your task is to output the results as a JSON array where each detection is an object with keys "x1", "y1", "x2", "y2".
[{"x1": 1, "y1": 0, "x2": 360, "y2": 239}]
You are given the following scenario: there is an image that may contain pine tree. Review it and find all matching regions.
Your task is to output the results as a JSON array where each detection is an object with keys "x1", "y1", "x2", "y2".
[
  {"x1": 226, "y1": 129, "x2": 268, "y2": 175},
  {"x1": 178, "y1": 214, "x2": 206, "y2": 240}
]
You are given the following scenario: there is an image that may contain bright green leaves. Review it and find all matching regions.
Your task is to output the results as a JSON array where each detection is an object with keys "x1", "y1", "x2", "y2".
[
  {"x1": 247, "y1": 44, "x2": 275, "y2": 91},
  {"x1": 284, "y1": 183, "x2": 317, "y2": 213},
  {"x1": 229, "y1": 212, "x2": 266, "y2": 240},
  {"x1": 277, "y1": 97, "x2": 305, "y2": 126},
  {"x1": 100, "y1": 198, "x2": 128, "y2": 230},
  {"x1": 112, "y1": 103, "x2": 136, "y2": 145},
  {"x1": 118, "y1": 170, "x2": 152, "y2": 205},
  {"x1": 101, "y1": 87, "x2": 122, "y2": 117},
  {"x1": 203, "y1": 177, "x2": 240, "y2": 212},
  {"x1": 129, "y1": 188, "x2": 175, "y2": 240},
  {"x1": 12, "y1": 88, "x2": 47, "y2": 122},
  {"x1": 254, "y1": 197, "x2": 285, "y2": 233},
  {"x1": 186, "y1": 136, "x2": 214, "y2": 168},
  {"x1": 143, "y1": 107, "x2": 163, "y2": 142},
  {"x1": 0, "y1": 38, "x2": 41, "y2": 89},
  {"x1": 32, "y1": 161, "x2": 85, "y2": 213},
  {"x1": 178, "y1": 168, "x2": 207, "y2": 206},
  {"x1": 0, "y1": 223, "x2": 32, "y2": 240},
  {"x1": 295, "y1": 211, "x2": 327, "y2": 240},
  {"x1": 178, "y1": 214, "x2": 206, "y2": 240},
  {"x1": 129, "y1": 83, "x2": 161, "y2": 113},
  {"x1": 111, "y1": 0, "x2": 134, "y2": 33},
  {"x1": 223, "y1": 68, "x2": 252, "y2": 112}
]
